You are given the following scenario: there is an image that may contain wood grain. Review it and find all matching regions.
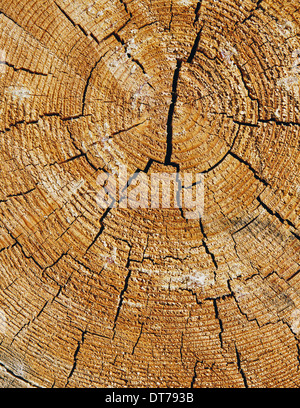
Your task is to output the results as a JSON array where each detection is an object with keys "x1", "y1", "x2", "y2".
[{"x1": 0, "y1": 0, "x2": 299, "y2": 388}]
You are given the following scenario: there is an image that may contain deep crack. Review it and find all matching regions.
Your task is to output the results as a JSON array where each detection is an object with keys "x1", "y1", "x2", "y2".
[{"x1": 165, "y1": 59, "x2": 182, "y2": 165}]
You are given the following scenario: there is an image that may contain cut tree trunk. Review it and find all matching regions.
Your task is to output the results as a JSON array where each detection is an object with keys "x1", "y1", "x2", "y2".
[{"x1": 0, "y1": 0, "x2": 299, "y2": 388}]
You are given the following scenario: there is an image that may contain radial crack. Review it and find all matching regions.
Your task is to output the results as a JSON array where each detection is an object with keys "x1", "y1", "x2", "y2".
[
  {"x1": 112, "y1": 32, "x2": 153, "y2": 89},
  {"x1": 191, "y1": 360, "x2": 199, "y2": 388},
  {"x1": 232, "y1": 215, "x2": 260, "y2": 235},
  {"x1": 213, "y1": 299, "x2": 224, "y2": 348},
  {"x1": 202, "y1": 125, "x2": 241, "y2": 174},
  {"x1": 4, "y1": 61, "x2": 47, "y2": 76},
  {"x1": 85, "y1": 206, "x2": 113, "y2": 253},
  {"x1": 187, "y1": 27, "x2": 203, "y2": 64},
  {"x1": 109, "y1": 119, "x2": 149, "y2": 139},
  {"x1": 118, "y1": 0, "x2": 132, "y2": 17},
  {"x1": 287, "y1": 269, "x2": 300, "y2": 282},
  {"x1": 10, "y1": 239, "x2": 43, "y2": 270},
  {"x1": 258, "y1": 118, "x2": 300, "y2": 127},
  {"x1": 112, "y1": 270, "x2": 132, "y2": 339},
  {"x1": 66, "y1": 330, "x2": 86, "y2": 386},
  {"x1": 55, "y1": 1, "x2": 89, "y2": 37},
  {"x1": 132, "y1": 322, "x2": 144, "y2": 355},
  {"x1": 82, "y1": 51, "x2": 109, "y2": 115},
  {"x1": 257, "y1": 196, "x2": 296, "y2": 229},
  {"x1": 193, "y1": 1, "x2": 202, "y2": 26},
  {"x1": 240, "y1": 0, "x2": 263, "y2": 25},
  {"x1": 0, "y1": 187, "x2": 36, "y2": 203},
  {"x1": 169, "y1": 0, "x2": 173, "y2": 31},
  {"x1": 66, "y1": 127, "x2": 101, "y2": 171},
  {"x1": 0, "y1": 362, "x2": 39, "y2": 388},
  {"x1": 235, "y1": 344, "x2": 248, "y2": 388},
  {"x1": 200, "y1": 219, "x2": 218, "y2": 270},
  {"x1": 165, "y1": 59, "x2": 182, "y2": 165},
  {"x1": 229, "y1": 152, "x2": 270, "y2": 187}
]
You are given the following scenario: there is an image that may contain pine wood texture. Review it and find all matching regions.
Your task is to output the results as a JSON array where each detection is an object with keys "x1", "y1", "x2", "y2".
[{"x1": 0, "y1": 0, "x2": 299, "y2": 388}]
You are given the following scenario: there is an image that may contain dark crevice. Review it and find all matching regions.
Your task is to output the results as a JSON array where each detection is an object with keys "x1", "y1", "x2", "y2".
[
  {"x1": 232, "y1": 215, "x2": 259, "y2": 235},
  {"x1": 0, "y1": 113, "x2": 85, "y2": 133},
  {"x1": 43, "y1": 251, "x2": 69, "y2": 272},
  {"x1": 35, "y1": 300, "x2": 49, "y2": 320},
  {"x1": 113, "y1": 33, "x2": 154, "y2": 89},
  {"x1": 258, "y1": 118, "x2": 300, "y2": 127},
  {"x1": 213, "y1": 299, "x2": 224, "y2": 348},
  {"x1": 200, "y1": 219, "x2": 218, "y2": 270},
  {"x1": 90, "y1": 32, "x2": 100, "y2": 45},
  {"x1": 257, "y1": 196, "x2": 296, "y2": 229},
  {"x1": 287, "y1": 269, "x2": 300, "y2": 282},
  {"x1": 191, "y1": 360, "x2": 199, "y2": 388},
  {"x1": 187, "y1": 27, "x2": 203, "y2": 64},
  {"x1": 113, "y1": 31, "x2": 125, "y2": 45},
  {"x1": 66, "y1": 330, "x2": 86, "y2": 386},
  {"x1": 233, "y1": 120, "x2": 258, "y2": 127},
  {"x1": 0, "y1": 362, "x2": 39, "y2": 388},
  {"x1": 0, "y1": 11, "x2": 24, "y2": 31},
  {"x1": 10, "y1": 322, "x2": 30, "y2": 346},
  {"x1": 202, "y1": 239, "x2": 218, "y2": 270},
  {"x1": 240, "y1": 0, "x2": 263, "y2": 25},
  {"x1": 165, "y1": 59, "x2": 182, "y2": 165},
  {"x1": 228, "y1": 278, "x2": 299, "y2": 379},
  {"x1": 61, "y1": 113, "x2": 91, "y2": 122},
  {"x1": 10, "y1": 239, "x2": 43, "y2": 270},
  {"x1": 128, "y1": 54, "x2": 147, "y2": 75},
  {"x1": 82, "y1": 51, "x2": 109, "y2": 115},
  {"x1": 231, "y1": 233, "x2": 243, "y2": 265},
  {"x1": 10, "y1": 299, "x2": 49, "y2": 346},
  {"x1": 229, "y1": 152, "x2": 270, "y2": 187},
  {"x1": 0, "y1": 245, "x2": 12, "y2": 254},
  {"x1": 112, "y1": 270, "x2": 132, "y2": 339},
  {"x1": 132, "y1": 322, "x2": 144, "y2": 355},
  {"x1": 180, "y1": 287, "x2": 202, "y2": 306},
  {"x1": 66, "y1": 127, "x2": 100, "y2": 171},
  {"x1": 70, "y1": 255, "x2": 100, "y2": 277},
  {"x1": 42, "y1": 112, "x2": 61, "y2": 119},
  {"x1": 180, "y1": 332, "x2": 184, "y2": 366},
  {"x1": 119, "y1": 0, "x2": 132, "y2": 17},
  {"x1": 55, "y1": 1, "x2": 89, "y2": 37},
  {"x1": 109, "y1": 119, "x2": 148, "y2": 138},
  {"x1": 1, "y1": 187, "x2": 36, "y2": 202},
  {"x1": 205, "y1": 293, "x2": 233, "y2": 302},
  {"x1": 85, "y1": 206, "x2": 113, "y2": 253},
  {"x1": 199, "y1": 218, "x2": 207, "y2": 239},
  {"x1": 235, "y1": 344, "x2": 248, "y2": 388},
  {"x1": 175, "y1": 165, "x2": 186, "y2": 221},
  {"x1": 48, "y1": 271, "x2": 73, "y2": 304},
  {"x1": 143, "y1": 158, "x2": 156, "y2": 173},
  {"x1": 207, "y1": 112, "x2": 259, "y2": 127},
  {"x1": 202, "y1": 125, "x2": 240, "y2": 174},
  {"x1": 227, "y1": 280, "x2": 260, "y2": 327},
  {"x1": 193, "y1": 1, "x2": 202, "y2": 26},
  {"x1": 3, "y1": 61, "x2": 47, "y2": 76},
  {"x1": 51, "y1": 153, "x2": 85, "y2": 167},
  {"x1": 125, "y1": 244, "x2": 133, "y2": 269},
  {"x1": 1, "y1": 119, "x2": 39, "y2": 133},
  {"x1": 169, "y1": 0, "x2": 173, "y2": 31}
]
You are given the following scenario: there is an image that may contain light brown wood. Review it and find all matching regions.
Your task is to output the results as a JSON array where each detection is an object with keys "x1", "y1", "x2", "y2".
[{"x1": 0, "y1": 0, "x2": 299, "y2": 388}]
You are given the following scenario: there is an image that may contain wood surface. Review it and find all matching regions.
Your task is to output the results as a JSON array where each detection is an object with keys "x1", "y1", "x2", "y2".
[{"x1": 0, "y1": 0, "x2": 299, "y2": 388}]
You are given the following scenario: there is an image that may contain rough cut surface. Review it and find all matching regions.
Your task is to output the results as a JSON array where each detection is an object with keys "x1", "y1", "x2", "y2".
[{"x1": 0, "y1": 0, "x2": 299, "y2": 388}]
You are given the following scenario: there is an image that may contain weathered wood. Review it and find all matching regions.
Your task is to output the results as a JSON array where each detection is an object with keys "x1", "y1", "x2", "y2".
[{"x1": 0, "y1": 0, "x2": 299, "y2": 388}]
